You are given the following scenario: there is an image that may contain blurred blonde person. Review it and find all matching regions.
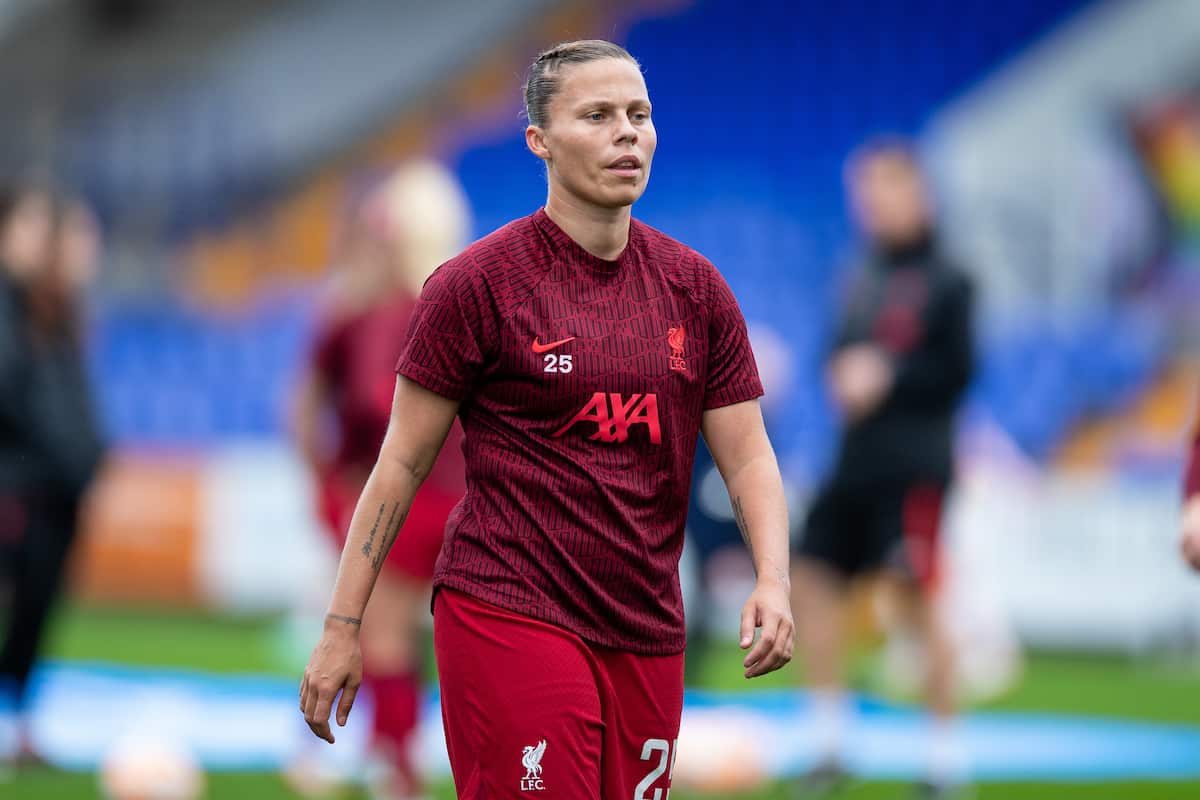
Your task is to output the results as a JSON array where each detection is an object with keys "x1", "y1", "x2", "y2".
[{"x1": 290, "y1": 162, "x2": 469, "y2": 799}]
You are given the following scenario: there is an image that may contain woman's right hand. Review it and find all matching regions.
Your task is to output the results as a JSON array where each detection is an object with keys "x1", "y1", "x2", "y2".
[{"x1": 299, "y1": 614, "x2": 364, "y2": 743}]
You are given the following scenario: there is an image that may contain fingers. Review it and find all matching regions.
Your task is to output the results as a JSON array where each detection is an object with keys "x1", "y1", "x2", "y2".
[
  {"x1": 743, "y1": 619, "x2": 785, "y2": 678},
  {"x1": 739, "y1": 603, "x2": 757, "y2": 649},
  {"x1": 301, "y1": 671, "x2": 339, "y2": 744},
  {"x1": 336, "y1": 679, "x2": 360, "y2": 727},
  {"x1": 743, "y1": 607, "x2": 795, "y2": 679},
  {"x1": 300, "y1": 632, "x2": 363, "y2": 744},
  {"x1": 309, "y1": 687, "x2": 337, "y2": 744},
  {"x1": 742, "y1": 620, "x2": 776, "y2": 676}
]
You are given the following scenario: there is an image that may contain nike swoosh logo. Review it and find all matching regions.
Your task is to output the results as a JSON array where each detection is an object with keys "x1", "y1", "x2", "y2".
[{"x1": 532, "y1": 336, "x2": 576, "y2": 354}]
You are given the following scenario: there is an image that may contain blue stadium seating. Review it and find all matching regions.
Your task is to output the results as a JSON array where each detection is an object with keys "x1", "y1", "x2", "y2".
[{"x1": 88, "y1": 0, "x2": 1169, "y2": 477}]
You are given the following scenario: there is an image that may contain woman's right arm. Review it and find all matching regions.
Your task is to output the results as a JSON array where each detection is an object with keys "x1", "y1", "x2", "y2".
[{"x1": 300, "y1": 374, "x2": 460, "y2": 743}]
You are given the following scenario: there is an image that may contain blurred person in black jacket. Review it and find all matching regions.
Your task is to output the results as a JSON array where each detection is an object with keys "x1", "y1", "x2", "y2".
[
  {"x1": 792, "y1": 140, "x2": 975, "y2": 800},
  {"x1": 0, "y1": 186, "x2": 107, "y2": 767}
]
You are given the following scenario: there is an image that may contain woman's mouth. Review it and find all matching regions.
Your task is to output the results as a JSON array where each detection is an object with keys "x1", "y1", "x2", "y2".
[{"x1": 606, "y1": 156, "x2": 642, "y2": 178}]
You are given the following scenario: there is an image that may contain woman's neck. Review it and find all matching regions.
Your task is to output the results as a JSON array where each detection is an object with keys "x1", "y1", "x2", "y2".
[{"x1": 544, "y1": 190, "x2": 631, "y2": 261}]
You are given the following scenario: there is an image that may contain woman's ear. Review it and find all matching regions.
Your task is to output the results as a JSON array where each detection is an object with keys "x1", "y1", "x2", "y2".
[{"x1": 525, "y1": 125, "x2": 551, "y2": 162}]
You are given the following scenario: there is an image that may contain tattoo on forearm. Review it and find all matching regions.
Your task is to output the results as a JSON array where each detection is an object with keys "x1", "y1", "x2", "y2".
[
  {"x1": 361, "y1": 503, "x2": 385, "y2": 558},
  {"x1": 370, "y1": 502, "x2": 408, "y2": 572},
  {"x1": 326, "y1": 613, "x2": 362, "y2": 626},
  {"x1": 733, "y1": 495, "x2": 751, "y2": 550},
  {"x1": 734, "y1": 495, "x2": 789, "y2": 586}
]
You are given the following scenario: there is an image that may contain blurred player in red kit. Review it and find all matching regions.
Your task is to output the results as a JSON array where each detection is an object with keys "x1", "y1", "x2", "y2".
[
  {"x1": 299, "y1": 39, "x2": 793, "y2": 798},
  {"x1": 291, "y1": 161, "x2": 469, "y2": 798},
  {"x1": 792, "y1": 140, "x2": 975, "y2": 800},
  {"x1": 1182, "y1": 418, "x2": 1200, "y2": 572}
]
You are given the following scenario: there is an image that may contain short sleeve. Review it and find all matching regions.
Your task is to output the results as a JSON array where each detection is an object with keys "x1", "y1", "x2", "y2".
[
  {"x1": 395, "y1": 261, "x2": 491, "y2": 401},
  {"x1": 703, "y1": 263, "x2": 764, "y2": 410}
]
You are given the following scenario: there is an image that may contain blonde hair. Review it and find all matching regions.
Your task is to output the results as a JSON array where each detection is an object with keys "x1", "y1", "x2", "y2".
[{"x1": 370, "y1": 159, "x2": 471, "y2": 295}]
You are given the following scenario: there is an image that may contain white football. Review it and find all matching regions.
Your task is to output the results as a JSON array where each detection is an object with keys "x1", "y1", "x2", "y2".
[{"x1": 99, "y1": 733, "x2": 205, "y2": 800}]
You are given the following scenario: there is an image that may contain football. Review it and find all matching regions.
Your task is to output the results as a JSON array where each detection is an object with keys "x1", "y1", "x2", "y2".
[{"x1": 99, "y1": 734, "x2": 205, "y2": 800}]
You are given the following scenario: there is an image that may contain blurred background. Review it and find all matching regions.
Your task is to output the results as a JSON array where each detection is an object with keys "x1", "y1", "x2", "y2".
[{"x1": 1, "y1": 0, "x2": 1200, "y2": 797}]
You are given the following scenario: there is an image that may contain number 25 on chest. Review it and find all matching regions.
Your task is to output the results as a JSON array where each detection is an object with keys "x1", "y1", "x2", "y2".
[{"x1": 543, "y1": 354, "x2": 574, "y2": 374}]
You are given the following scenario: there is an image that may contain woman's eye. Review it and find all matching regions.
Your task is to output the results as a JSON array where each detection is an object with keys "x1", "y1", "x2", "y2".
[{"x1": 589, "y1": 112, "x2": 604, "y2": 121}]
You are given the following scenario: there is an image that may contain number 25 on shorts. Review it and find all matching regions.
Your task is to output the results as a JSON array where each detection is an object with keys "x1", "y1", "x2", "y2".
[{"x1": 634, "y1": 738, "x2": 677, "y2": 800}]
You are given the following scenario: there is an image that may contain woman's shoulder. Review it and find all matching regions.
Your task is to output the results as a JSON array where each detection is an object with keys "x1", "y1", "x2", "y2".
[
  {"x1": 631, "y1": 218, "x2": 721, "y2": 291},
  {"x1": 424, "y1": 212, "x2": 555, "y2": 314},
  {"x1": 441, "y1": 212, "x2": 544, "y2": 275}
]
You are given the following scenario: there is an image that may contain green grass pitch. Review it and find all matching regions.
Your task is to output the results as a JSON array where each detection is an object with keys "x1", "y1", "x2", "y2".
[{"x1": 3, "y1": 602, "x2": 1197, "y2": 799}]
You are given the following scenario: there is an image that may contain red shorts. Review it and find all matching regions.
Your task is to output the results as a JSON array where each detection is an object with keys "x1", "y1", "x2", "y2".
[
  {"x1": 433, "y1": 588, "x2": 684, "y2": 799},
  {"x1": 318, "y1": 472, "x2": 455, "y2": 581}
]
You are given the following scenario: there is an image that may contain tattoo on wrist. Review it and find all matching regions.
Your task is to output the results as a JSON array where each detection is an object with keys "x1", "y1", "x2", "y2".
[
  {"x1": 734, "y1": 495, "x2": 789, "y2": 586},
  {"x1": 326, "y1": 613, "x2": 362, "y2": 627}
]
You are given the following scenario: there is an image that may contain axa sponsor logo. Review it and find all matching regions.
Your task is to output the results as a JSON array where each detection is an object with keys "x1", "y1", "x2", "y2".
[{"x1": 553, "y1": 392, "x2": 662, "y2": 445}]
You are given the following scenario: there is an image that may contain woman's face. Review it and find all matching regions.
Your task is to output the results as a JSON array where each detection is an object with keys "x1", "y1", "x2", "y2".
[{"x1": 528, "y1": 58, "x2": 656, "y2": 211}]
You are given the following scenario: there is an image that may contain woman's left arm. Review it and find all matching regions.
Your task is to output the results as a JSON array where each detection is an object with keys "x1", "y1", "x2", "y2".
[{"x1": 701, "y1": 399, "x2": 793, "y2": 678}]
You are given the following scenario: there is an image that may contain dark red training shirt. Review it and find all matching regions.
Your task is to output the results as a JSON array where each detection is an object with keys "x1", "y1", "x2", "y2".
[{"x1": 396, "y1": 209, "x2": 762, "y2": 654}]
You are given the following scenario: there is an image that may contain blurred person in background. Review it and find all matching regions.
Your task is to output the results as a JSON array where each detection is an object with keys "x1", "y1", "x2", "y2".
[
  {"x1": 1182, "y1": 417, "x2": 1200, "y2": 572},
  {"x1": 290, "y1": 161, "x2": 470, "y2": 799},
  {"x1": 0, "y1": 186, "x2": 107, "y2": 770},
  {"x1": 791, "y1": 139, "x2": 975, "y2": 800}
]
